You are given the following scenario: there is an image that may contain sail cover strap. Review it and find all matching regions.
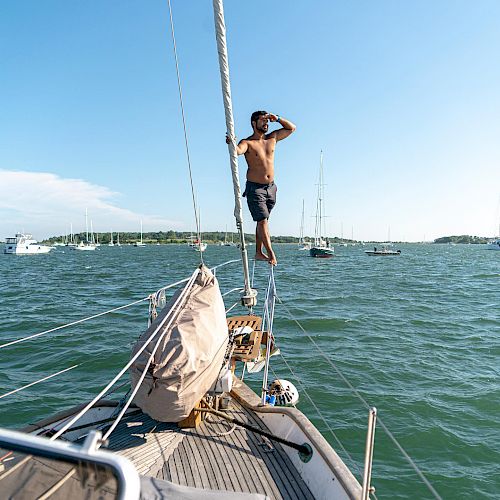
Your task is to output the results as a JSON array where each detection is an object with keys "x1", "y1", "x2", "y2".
[{"x1": 212, "y1": 0, "x2": 256, "y2": 306}]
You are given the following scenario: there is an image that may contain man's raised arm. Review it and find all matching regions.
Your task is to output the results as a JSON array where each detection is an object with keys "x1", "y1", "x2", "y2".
[{"x1": 268, "y1": 114, "x2": 296, "y2": 141}]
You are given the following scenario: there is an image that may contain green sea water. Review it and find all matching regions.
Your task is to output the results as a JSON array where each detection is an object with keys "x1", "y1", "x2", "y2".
[{"x1": 0, "y1": 243, "x2": 498, "y2": 498}]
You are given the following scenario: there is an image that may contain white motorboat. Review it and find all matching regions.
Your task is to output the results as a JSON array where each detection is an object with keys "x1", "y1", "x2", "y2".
[
  {"x1": 3, "y1": 234, "x2": 53, "y2": 255},
  {"x1": 73, "y1": 241, "x2": 97, "y2": 251},
  {"x1": 190, "y1": 239, "x2": 207, "y2": 252},
  {"x1": 487, "y1": 238, "x2": 500, "y2": 250}
]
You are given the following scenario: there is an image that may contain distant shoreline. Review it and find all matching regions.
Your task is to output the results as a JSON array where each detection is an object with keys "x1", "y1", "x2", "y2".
[{"x1": 38, "y1": 232, "x2": 494, "y2": 245}]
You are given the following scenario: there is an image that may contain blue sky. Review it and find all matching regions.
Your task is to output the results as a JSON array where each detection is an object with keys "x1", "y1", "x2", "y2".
[{"x1": 1, "y1": 0, "x2": 499, "y2": 241}]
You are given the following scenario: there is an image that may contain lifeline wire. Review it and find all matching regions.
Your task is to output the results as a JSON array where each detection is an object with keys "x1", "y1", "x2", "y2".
[
  {"x1": 0, "y1": 259, "x2": 241, "y2": 351},
  {"x1": 0, "y1": 365, "x2": 80, "y2": 401},
  {"x1": 0, "y1": 297, "x2": 149, "y2": 350},
  {"x1": 270, "y1": 355, "x2": 362, "y2": 477},
  {"x1": 276, "y1": 296, "x2": 442, "y2": 500},
  {"x1": 49, "y1": 269, "x2": 200, "y2": 441},
  {"x1": 166, "y1": 0, "x2": 203, "y2": 262}
]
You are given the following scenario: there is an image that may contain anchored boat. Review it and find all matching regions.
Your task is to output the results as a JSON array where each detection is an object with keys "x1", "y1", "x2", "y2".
[
  {"x1": 310, "y1": 152, "x2": 334, "y2": 258},
  {"x1": 364, "y1": 246, "x2": 401, "y2": 256},
  {"x1": 3, "y1": 233, "x2": 53, "y2": 255}
]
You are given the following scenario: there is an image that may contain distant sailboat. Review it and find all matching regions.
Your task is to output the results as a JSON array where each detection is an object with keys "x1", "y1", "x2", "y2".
[
  {"x1": 108, "y1": 230, "x2": 114, "y2": 246},
  {"x1": 65, "y1": 223, "x2": 77, "y2": 247},
  {"x1": 134, "y1": 220, "x2": 146, "y2": 247},
  {"x1": 309, "y1": 151, "x2": 334, "y2": 258},
  {"x1": 487, "y1": 222, "x2": 500, "y2": 250},
  {"x1": 73, "y1": 209, "x2": 96, "y2": 251},
  {"x1": 116, "y1": 232, "x2": 121, "y2": 246},
  {"x1": 298, "y1": 199, "x2": 311, "y2": 250}
]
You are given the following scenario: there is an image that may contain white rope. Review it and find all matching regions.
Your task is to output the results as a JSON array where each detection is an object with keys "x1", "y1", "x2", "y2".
[
  {"x1": 276, "y1": 296, "x2": 442, "y2": 500},
  {"x1": 225, "y1": 301, "x2": 239, "y2": 314},
  {"x1": 0, "y1": 259, "x2": 240, "y2": 352},
  {"x1": 166, "y1": 0, "x2": 203, "y2": 263},
  {"x1": 260, "y1": 266, "x2": 277, "y2": 403},
  {"x1": 222, "y1": 287, "x2": 243, "y2": 297},
  {"x1": 212, "y1": 0, "x2": 253, "y2": 300},
  {"x1": 0, "y1": 297, "x2": 149, "y2": 350},
  {"x1": 49, "y1": 269, "x2": 200, "y2": 441},
  {"x1": 0, "y1": 365, "x2": 80, "y2": 400}
]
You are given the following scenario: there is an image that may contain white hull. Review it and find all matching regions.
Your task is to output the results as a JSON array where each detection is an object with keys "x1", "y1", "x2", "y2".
[
  {"x1": 487, "y1": 239, "x2": 500, "y2": 250},
  {"x1": 4, "y1": 245, "x2": 52, "y2": 255},
  {"x1": 72, "y1": 244, "x2": 97, "y2": 251},
  {"x1": 193, "y1": 243, "x2": 207, "y2": 252},
  {"x1": 4, "y1": 234, "x2": 53, "y2": 255}
]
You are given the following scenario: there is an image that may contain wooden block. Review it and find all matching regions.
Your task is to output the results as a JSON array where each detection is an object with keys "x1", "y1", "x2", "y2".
[{"x1": 178, "y1": 400, "x2": 206, "y2": 429}]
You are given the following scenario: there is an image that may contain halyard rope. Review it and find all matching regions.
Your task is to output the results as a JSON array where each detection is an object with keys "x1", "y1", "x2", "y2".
[
  {"x1": 260, "y1": 266, "x2": 277, "y2": 403},
  {"x1": 166, "y1": 0, "x2": 203, "y2": 263},
  {"x1": 212, "y1": 0, "x2": 254, "y2": 301},
  {"x1": 276, "y1": 296, "x2": 442, "y2": 500}
]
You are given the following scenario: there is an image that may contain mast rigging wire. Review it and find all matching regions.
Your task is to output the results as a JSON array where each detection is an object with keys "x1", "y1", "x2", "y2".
[
  {"x1": 166, "y1": 0, "x2": 203, "y2": 262},
  {"x1": 276, "y1": 296, "x2": 442, "y2": 500}
]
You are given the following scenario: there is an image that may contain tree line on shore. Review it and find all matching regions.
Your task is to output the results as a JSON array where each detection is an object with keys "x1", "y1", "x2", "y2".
[{"x1": 44, "y1": 231, "x2": 493, "y2": 245}]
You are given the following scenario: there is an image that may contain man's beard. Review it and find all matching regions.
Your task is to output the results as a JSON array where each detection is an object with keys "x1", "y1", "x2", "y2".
[{"x1": 257, "y1": 124, "x2": 268, "y2": 133}]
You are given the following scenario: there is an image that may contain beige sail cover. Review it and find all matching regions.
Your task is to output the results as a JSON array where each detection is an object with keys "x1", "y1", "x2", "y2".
[{"x1": 130, "y1": 266, "x2": 228, "y2": 422}]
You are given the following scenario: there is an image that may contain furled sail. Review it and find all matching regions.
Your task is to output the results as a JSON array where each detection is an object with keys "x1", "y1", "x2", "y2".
[{"x1": 130, "y1": 266, "x2": 228, "y2": 422}]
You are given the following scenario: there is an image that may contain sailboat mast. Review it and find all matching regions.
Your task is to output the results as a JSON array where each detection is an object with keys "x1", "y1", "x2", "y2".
[
  {"x1": 212, "y1": 0, "x2": 256, "y2": 307},
  {"x1": 85, "y1": 209, "x2": 89, "y2": 242},
  {"x1": 314, "y1": 152, "x2": 324, "y2": 246},
  {"x1": 299, "y1": 199, "x2": 305, "y2": 244},
  {"x1": 319, "y1": 151, "x2": 324, "y2": 243}
]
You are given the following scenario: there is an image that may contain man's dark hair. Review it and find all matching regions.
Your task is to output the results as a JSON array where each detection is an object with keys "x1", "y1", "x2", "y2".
[{"x1": 251, "y1": 110, "x2": 267, "y2": 124}]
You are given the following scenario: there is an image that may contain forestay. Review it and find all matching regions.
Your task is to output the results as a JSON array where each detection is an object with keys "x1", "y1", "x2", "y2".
[{"x1": 130, "y1": 265, "x2": 228, "y2": 422}]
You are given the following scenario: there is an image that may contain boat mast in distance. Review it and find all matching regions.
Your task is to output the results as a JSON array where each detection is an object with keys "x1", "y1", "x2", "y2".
[{"x1": 310, "y1": 151, "x2": 334, "y2": 258}]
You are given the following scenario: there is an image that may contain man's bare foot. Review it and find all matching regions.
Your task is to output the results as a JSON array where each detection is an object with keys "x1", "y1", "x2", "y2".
[
  {"x1": 255, "y1": 252, "x2": 269, "y2": 262},
  {"x1": 268, "y1": 252, "x2": 278, "y2": 266}
]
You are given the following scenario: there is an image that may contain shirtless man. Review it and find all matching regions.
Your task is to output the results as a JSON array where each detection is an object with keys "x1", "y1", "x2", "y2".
[{"x1": 226, "y1": 111, "x2": 296, "y2": 265}]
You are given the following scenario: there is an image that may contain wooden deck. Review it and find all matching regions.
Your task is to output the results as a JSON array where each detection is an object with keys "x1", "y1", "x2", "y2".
[{"x1": 106, "y1": 398, "x2": 315, "y2": 499}]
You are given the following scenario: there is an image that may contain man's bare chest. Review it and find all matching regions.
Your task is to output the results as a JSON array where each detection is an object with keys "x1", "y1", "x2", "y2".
[{"x1": 246, "y1": 140, "x2": 275, "y2": 159}]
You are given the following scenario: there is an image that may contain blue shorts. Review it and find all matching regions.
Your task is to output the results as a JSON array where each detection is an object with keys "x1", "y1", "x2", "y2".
[{"x1": 243, "y1": 181, "x2": 277, "y2": 222}]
